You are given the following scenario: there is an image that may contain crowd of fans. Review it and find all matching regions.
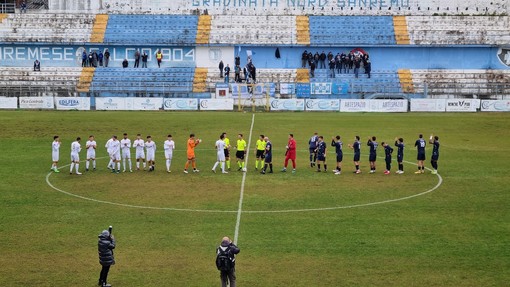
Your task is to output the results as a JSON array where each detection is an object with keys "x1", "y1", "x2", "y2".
[
  {"x1": 219, "y1": 56, "x2": 257, "y2": 84},
  {"x1": 302, "y1": 50, "x2": 371, "y2": 79}
]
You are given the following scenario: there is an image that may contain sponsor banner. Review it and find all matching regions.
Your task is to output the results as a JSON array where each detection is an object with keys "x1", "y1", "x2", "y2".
[
  {"x1": 163, "y1": 98, "x2": 198, "y2": 110},
  {"x1": 199, "y1": 99, "x2": 234, "y2": 111},
  {"x1": 270, "y1": 99, "x2": 305, "y2": 111},
  {"x1": 296, "y1": 83, "x2": 311, "y2": 98},
  {"x1": 311, "y1": 83, "x2": 332, "y2": 95},
  {"x1": 480, "y1": 100, "x2": 510, "y2": 112},
  {"x1": 0, "y1": 97, "x2": 17, "y2": 109},
  {"x1": 19, "y1": 96, "x2": 54, "y2": 109},
  {"x1": 369, "y1": 100, "x2": 408, "y2": 112},
  {"x1": 305, "y1": 99, "x2": 340, "y2": 111},
  {"x1": 332, "y1": 82, "x2": 348, "y2": 95},
  {"x1": 254, "y1": 83, "x2": 276, "y2": 97},
  {"x1": 445, "y1": 99, "x2": 480, "y2": 112},
  {"x1": 132, "y1": 97, "x2": 163, "y2": 110},
  {"x1": 280, "y1": 83, "x2": 296, "y2": 95},
  {"x1": 340, "y1": 99, "x2": 370, "y2": 112},
  {"x1": 95, "y1": 97, "x2": 128, "y2": 110},
  {"x1": 55, "y1": 97, "x2": 90, "y2": 110},
  {"x1": 410, "y1": 99, "x2": 446, "y2": 112},
  {"x1": 231, "y1": 84, "x2": 249, "y2": 98},
  {"x1": 216, "y1": 83, "x2": 230, "y2": 98}
]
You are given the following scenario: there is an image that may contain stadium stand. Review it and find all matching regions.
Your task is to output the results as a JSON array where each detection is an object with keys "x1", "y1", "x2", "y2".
[
  {"x1": 0, "y1": 13, "x2": 95, "y2": 43},
  {"x1": 205, "y1": 68, "x2": 299, "y2": 91},
  {"x1": 0, "y1": 67, "x2": 82, "y2": 96},
  {"x1": 103, "y1": 15, "x2": 198, "y2": 45}
]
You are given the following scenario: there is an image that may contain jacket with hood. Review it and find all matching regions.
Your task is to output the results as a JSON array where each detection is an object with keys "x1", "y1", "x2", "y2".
[
  {"x1": 217, "y1": 240, "x2": 240, "y2": 268},
  {"x1": 98, "y1": 230, "x2": 116, "y2": 266}
]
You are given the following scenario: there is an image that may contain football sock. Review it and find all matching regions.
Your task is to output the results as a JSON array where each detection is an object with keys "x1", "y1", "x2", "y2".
[
  {"x1": 93, "y1": 160, "x2": 96, "y2": 169},
  {"x1": 128, "y1": 159, "x2": 132, "y2": 170},
  {"x1": 263, "y1": 163, "x2": 267, "y2": 172},
  {"x1": 221, "y1": 162, "x2": 225, "y2": 172},
  {"x1": 75, "y1": 164, "x2": 79, "y2": 173},
  {"x1": 212, "y1": 161, "x2": 219, "y2": 171},
  {"x1": 123, "y1": 159, "x2": 126, "y2": 170},
  {"x1": 117, "y1": 162, "x2": 120, "y2": 170},
  {"x1": 269, "y1": 164, "x2": 273, "y2": 172},
  {"x1": 226, "y1": 160, "x2": 230, "y2": 169},
  {"x1": 399, "y1": 164, "x2": 403, "y2": 171},
  {"x1": 143, "y1": 162, "x2": 146, "y2": 168},
  {"x1": 355, "y1": 164, "x2": 359, "y2": 170},
  {"x1": 241, "y1": 162, "x2": 245, "y2": 169},
  {"x1": 86, "y1": 161, "x2": 89, "y2": 169},
  {"x1": 324, "y1": 164, "x2": 327, "y2": 171},
  {"x1": 70, "y1": 163, "x2": 75, "y2": 173},
  {"x1": 166, "y1": 159, "x2": 171, "y2": 171},
  {"x1": 108, "y1": 159, "x2": 113, "y2": 168},
  {"x1": 255, "y1": 160, "x2": 259, "y2": 169},
  {"x1": 136, "y1": 162, "x2": 140, "y2": 169},
  {"x1": 317, "y1": 164, "x2": 321, "y2": 170}
]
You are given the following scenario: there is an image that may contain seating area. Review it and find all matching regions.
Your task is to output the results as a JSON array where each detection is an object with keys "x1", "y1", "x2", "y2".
[
  {"x1": 0, "y1": 13, "x2": 95, "y2": 43},
  {"x1": 309, "y1": 16, "x2": 396, "y2": 46},
  {"x1": 204, "y1": 68, "x2": 298, "y2": 91},
  {"x1": 406, "y1": 16, "x2": 510, "y2": 45},
  {"x1": 89, "y1": 67, "x2": 196, "y2": 96},
  {"x1": 408, "y1": 69, "x2": 510, "y2": 98},
  {"x1": 103, "y1": 15, "x2": 198, "y2": 45},
  {"x1": 208, "y1": 15, "x2": 297, "y2": 45},
  {"x1": 0, "y1": 67, "x2": 82, "y2": 96}
]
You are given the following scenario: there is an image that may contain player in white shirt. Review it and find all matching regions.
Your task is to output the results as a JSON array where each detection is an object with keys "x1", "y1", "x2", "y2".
[
  {"x1": 164, "y1": 134, "x2": 175, "y2": 173},
  {"x1": 85, "y1": 135, "x2": 97, "y2": 171},
  {"x1": 212, "y1": 133, "x2": 228, "y2": 174},
  {"x1": 109, "y1": 135, "x2": 121, "y2": 173},
  {"x1": 70, "y1": 137, "x2": 82, "y2": 175},
  {"x1": 51, "y1": 135, "x2": 61, "y2": 173},
  {"x1": 121, "y1": 133, "x2": 133, "y2": 172},
  {"x1": 145, "y1": 135, "x2": 156, "y2": 171},
  {"x1": 105, "y1": 136, "x2": 114, "y2": 170},
  {"x1": 133, "y1": 134, "x2": 146, "y2": 170}
]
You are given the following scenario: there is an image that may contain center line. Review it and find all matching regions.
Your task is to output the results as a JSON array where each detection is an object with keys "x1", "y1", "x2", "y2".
[{"x1": 233, "y1": 113, "x2": 256, "y2": 244}]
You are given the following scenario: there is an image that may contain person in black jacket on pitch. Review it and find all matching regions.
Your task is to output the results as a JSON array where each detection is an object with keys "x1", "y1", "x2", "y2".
[
  {"x1": 98, "y1": 230, "x2": 116, "y2": 287},
  {"x1": 216, "y1": 236, "x2": 240, "y2": 287}
]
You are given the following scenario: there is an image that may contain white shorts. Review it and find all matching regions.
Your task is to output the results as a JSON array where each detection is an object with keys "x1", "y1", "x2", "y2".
[
  {"x1": 111, "y1": 152, "x2": 121, "y2": 161},
  {"x1": 165, "y1": 151, "x2": 173, "y2": 160},
  {"x1": 87, "y1": 150, "x2": 96, "y2": 159},
  {"x1": 71, "y1": 153, "x2": 79, "y2": 162},
  {"x1": 147, "y1": 151, "x2": 155, "y2": 161},
  {"x1": 217, "y1": 151, "x2": 226, "y2": 162},
  {"x1": 136, "y1": 150, "x2": 145, "y2": 159},
  {"x1": 122, "y1": 149, "x2": 131, "y2": 159},
  {"x1": 52, "y1": 151, "x2": 59, "y2": 162}
]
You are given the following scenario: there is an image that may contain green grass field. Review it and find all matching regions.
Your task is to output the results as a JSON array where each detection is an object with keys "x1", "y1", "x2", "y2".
[{"x1": 0, "y1": 111, "x2": 509, "y2": 286}]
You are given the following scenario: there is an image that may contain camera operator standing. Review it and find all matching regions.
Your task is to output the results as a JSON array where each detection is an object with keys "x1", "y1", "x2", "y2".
[
  {"x1": 216, "y1": 236, "x2": 240, "y2": 287},
  {"x1": 98, "y1": 227, "x2": 116, "y2": 287}
]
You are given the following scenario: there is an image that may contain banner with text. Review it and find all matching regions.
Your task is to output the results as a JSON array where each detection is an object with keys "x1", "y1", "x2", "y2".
[
  {"x1": 305, "y1": 99, "x2": 340, "y2": 111},
  {"x1": 163, "y1": 98, "x2": 199, "y2": 110},
  {"x1": 270, "y1": 99, "x2": 305, "y2": 111},
  {"x1": 0, "y1": 97, "x2": 17, "y2": 109},
  {"x1": 19, "y1": 97, "x2": 54, "y2": 109},
  {"x1": 480, "y1": 100, "x2": 510, "y2": 112},
  {"x1": 311, "y1": 83, "x2": 332, "y2": 95},
  {"x1": 199, "y1": 99, "x2": 234, "y2": 111},
  {"x1": 410, "y1": 99, "x2": 446, "y2": 112},
  {"x1": 55, "y1": 97, "x2": 90, "y2": 110},
  {"x1": 95, "y1": 97, "x2": 129, "y2": 110},
  {"x1": 132, "y1": 98, "x2": 163, "y2": 110},
  {"x1": 445, "y1": 99, "x2": 480, "y2": 112},
  {"x1": 280, "y1": 83, "x2": 296, "y2": 95},
  {"x1": 340, "y1": 99, "x2": 370, "y2": 112},
  {"x1": 369, "y1": 100, "x2": 408, "y2": 112}
]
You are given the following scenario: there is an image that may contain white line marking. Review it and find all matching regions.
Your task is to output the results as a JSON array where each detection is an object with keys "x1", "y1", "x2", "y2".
[
  {"x1": 46, "y1": 156, "x2": 443, "y2": 214},
  {"x1": 233, "y1": 113, "x2": 256, "y2": 244}
]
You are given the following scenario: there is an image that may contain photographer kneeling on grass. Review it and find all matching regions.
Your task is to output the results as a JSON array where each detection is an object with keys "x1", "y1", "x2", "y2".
[
  {"x1": 98, "y1": 228, "x2": 116, "y2": 287},
  {"x1": 216, "y1": 236, "x2": 240, "y2": 287}
]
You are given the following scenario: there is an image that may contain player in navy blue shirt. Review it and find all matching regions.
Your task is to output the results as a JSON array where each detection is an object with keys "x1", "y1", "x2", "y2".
[
  {"x1": 414, "y1": 134, "x2": 426, "y2": 174},
  {"x1": 348, "y1": 136, "x2": 361, "y2": 174},
  {"x1": 261, "y1": 136, "x2": 273, "y2": 174},
  {"x1": 429, "y1": 134, "x2": 440, "y2": 174},
  {"x1": 331, "y1": 135, "x2": 343, "y2": 175},
  {"x1": 382, "y1": 142, "x2": 394, "y2": 175},
  {"x1": 367, "y1": 136, "x2": 378, "y2": 173},
  {"x1": 308, "y1": 132, "x2": 318, "y2": 168},
  {"x1": 394, "y1": 137, "x2": 405, "y2": 174},
  {"x1": 316, "y1": 136, "x2": 327, "y2": 172}
]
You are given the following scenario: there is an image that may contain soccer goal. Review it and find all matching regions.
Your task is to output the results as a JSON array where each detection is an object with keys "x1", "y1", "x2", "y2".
[{"x1": 232, "y1": 83, "x2": 274, "y2": 112}]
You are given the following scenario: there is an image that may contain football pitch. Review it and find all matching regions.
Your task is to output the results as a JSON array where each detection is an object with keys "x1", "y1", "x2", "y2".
[{"x1": 0, "y1": 111, "x2": 508, "y2": 286}]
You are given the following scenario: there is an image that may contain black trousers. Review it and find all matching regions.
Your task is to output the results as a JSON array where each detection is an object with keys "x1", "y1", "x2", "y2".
[{"x1": 99, "y1": 265, "x2": 111, "y2": 285}]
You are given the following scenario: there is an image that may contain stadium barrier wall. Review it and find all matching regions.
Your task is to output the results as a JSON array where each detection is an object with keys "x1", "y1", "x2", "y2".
[{"x1": 1, "y1": 97, "x2": 503, "y2": 112}]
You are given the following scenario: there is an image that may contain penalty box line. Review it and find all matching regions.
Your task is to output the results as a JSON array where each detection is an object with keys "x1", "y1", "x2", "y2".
[{"x1": 234, "y1": 113, "x2": 255, "y2": 245}]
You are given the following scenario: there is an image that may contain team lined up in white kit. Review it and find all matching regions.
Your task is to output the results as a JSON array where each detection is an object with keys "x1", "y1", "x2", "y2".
[{"x1": 51, "y1": 133, "x2": 175, "y2": 175}]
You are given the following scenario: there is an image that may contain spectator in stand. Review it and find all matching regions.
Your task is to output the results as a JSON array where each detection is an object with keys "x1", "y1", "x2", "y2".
[
  {"x1": 364, "y1": 60, "x2": 371, "y2": 78},
  {"x1": 327, "y1": 52, "x2": 333, "y2": 63},
  {"x1": 219, "y1": 60, "x2": 224, "y2": 78},
  {"x1": 88, "y1": 51, "x2": 93, "y2": 67},
  {"x1": 104, "y1": 49, "x2": 110, "y2": 67},
  {"x1": 340, "y1": 53, "x2": 347, "y2": 73},
  {"x1": 92, "y1": 51, "x2": 98, "y2": 67},
  {"x1": 122, "y1": 59, "x2": 129, "y2": 68},
  {"x1": 224, "y1": 64, "x2": 230, "y2": 83},
  {"x1": 141, "y1": 52, "x2": 148, "y2": 68},
  {"x1": 81, "y1": 51, "x2": 87, "y2": 67},
  {"x1": 301, "y1": 50, "x2": 308, "y2": 68},
  {"x1": 134, "y1": 49, "x2": 140, "y2": 68},
  {"x1": 348, "y1": 52, "x2": 354, "y2": 70},
  {"x1": 20, "y1": 1, "x2": 27, "y2": 13},
  {"x1": 319, "y1": 51, "x2": 326, "y2": 69},
  {"x1": 328, "y1": 59, "x2": 335, "y2": 78},
  {"x1": 313, "y1": 52, "x2": 319, "y2": 69},
  {"x1": 156, "y1": 49, "x2": 163, "y2": 68},
  {"x1": 33, "y1": 59, "x2": 40, "y2": 71},
  {"x1": 98, "y1": 50, "x2": 104, "y2": 67},
  {"x1": 335, "y1": 54, "x2": 342, "y2": 75},
  {"x1": 234, "y1": 65, "x2": 241, "y2": 83},
  {"x1": 310, "y1": 61, "x2": 316, "y2": 78},
  {"x1": 354, "y1": 56, "x2": 361, "y2": 78},
  {"x1": 243, "y1": 66, "x2": 248, "y2": 83},
  {"x1": 307, "y1": 51, "x2": 313, "y2": 67}
]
